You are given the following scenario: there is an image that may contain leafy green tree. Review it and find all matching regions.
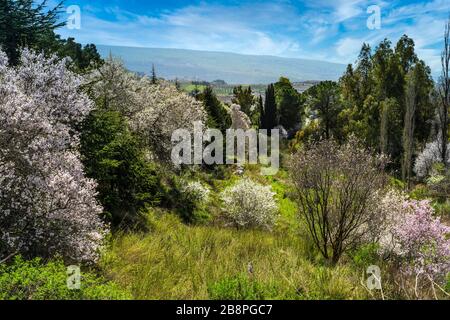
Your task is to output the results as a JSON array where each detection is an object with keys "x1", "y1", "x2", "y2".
[
  {"x1": 261, "y1": 84, "x2": 277, "y2": 130},
  {"x1": 80, "y1": 109, "x2": 162, "y2": 230},
  {"x1": 257, "y1": 95, "x2": 264, "y2": 128},
  {"x1": 232, "y1": 85, "x2": 255, "y2": 116},
  {"x1": 199, "y1": 86, "x2": 231, "y2": 132},
  {"x1": 0, "y1": 1, "x2": 102, "y2": 71},
  {"x1": 340, "y1": 64, "x2": 359, "y2": 107},
  {"x1": 395, "y1": 35, "x2": 418, "y2": 75},
  {"x1": 338, "y1": 36, "x2": 435, "y2": 176},
  {"x1": 305, "y1": 81, "x2": 342, "y2": 140},
  {"x1": 275, "y1": 77, "x2": 303, "y2": 131},
  {"x1": 401, "y1": 61, "x2": 434, "y2": 186},
  {"x1": 0, "y1": 0, "x2": 64, "y2": 65},
  {"x1": 151, "y1": 63, "x2": 157, "y2": 84},
  {"x1": 190, "y1": 84, "x2": 201, "y2": 99}
]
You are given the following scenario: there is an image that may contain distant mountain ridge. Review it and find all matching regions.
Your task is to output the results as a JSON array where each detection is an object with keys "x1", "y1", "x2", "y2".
[{"x1": 96, "y1": 45, "x2": 346, "y2": 84}]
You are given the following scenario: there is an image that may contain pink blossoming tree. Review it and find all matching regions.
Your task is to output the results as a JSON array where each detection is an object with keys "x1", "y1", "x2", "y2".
[{"x1": 392, "y1": 200, "x2": 450, "y2": 281}]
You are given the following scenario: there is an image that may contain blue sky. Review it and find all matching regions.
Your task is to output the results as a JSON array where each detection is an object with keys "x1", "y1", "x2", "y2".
[{"x1": 55, "y1": 0, "x2": 450, "y2": 75}]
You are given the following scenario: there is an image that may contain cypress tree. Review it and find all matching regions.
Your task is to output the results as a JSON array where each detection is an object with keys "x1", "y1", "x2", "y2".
[
  {"x1": 151, "y1": 64, "x2": 157, "y2": 84},
  {"x1": 199, "y1": 86, "x2": 231, "y2": 133},
  {"x1": 263, "y1": 84, "x2": 277, "y2": 130},
  {"x1": 258, "y1": 95, "x2": 264, "y2": 128}
]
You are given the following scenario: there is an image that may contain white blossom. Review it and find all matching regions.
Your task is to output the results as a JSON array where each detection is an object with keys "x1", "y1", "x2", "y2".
[
  {"x1": 180, "y1": 181, "x2": 210, "y2": 204},
  {"x1": 87, "y1": 58, "x2": 207, "y2": 161},
  {"x1": 220, "y1": 178, "x2": 278, "y2": 230},
  {"x1": 414, "y1": 138, "x2": 450, "y2": 179},
  {"x1": 0, "y1": 49, "x2": 107, "y2": 263}
]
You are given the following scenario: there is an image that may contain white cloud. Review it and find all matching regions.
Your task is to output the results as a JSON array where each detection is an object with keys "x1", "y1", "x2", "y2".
[
  {"x1": 55, "y1": 0, "x2": 449, "y2": 76},
  {"x1": 335, "y1": 37, "x2": 365, "y2": 61}
]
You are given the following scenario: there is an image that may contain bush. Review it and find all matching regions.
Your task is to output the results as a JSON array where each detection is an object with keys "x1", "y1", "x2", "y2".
[
  {"x1": 0, "y1": 256, "x2": 131, "y2": 300},
  {"x1": 390, "y1": 200, "x2": 450, "y2": 282},
  {"x1": 220, "y1": 178, "x2": 278, "y2": 230},
  {"x1": 163, "y1": 176, "x2": 212, "y2": 224},
  {"x1": 80, "y1": 109, "x2": 162, "y2": 230},
  {"x1": 181, "y1": 181, "x2": 211, "y2": 205},
  {"x1": 289, "y1": 137, "x2": 387, "y2": 265}
]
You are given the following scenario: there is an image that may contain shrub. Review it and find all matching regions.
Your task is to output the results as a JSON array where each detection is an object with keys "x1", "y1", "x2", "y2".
[
  {"x1": 181, "y1": 181, "x2": 211, "y2": 205},
  {"x1": 179, "y1": 180, "x2": 211, "y2": 223},
  {"x1": 198, "y1": 86, "x2": 232, "y2": 133},
  {"x1": 289, "y1": 137, "x2": 387, "y2": 265},
  {"x1": 220, "y1": 178, "x2": 278, "y2": 230},
  {"x1": 80, "y1": 109, "x2": 162, "y2": 230},
  {"x1": 391, "y1": 200, "x2": 450, "y2": 282},
  {"x1": 0, "y1": 256, "x2": 131, "y2": 300},
  {"x1": 375, "y1": 193, "x2": 450, "y2": 298},
  {"x1": 0, "y1": 49, "x2": 106, "y2": 264},
  {"x1": 164, "y1": 177, "x2": 212, "y2": 224},
  {"x1": 426, "y1": 163, "x2": 450, "y2": 201}
]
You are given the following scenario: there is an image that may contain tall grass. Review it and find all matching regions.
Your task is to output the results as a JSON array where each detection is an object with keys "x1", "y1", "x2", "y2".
[{"x1": 101, "y1": 211, "x2": 367, "y2": 300}]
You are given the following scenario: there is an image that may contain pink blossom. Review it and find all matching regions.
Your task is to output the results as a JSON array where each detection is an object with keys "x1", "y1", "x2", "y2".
[{"x1": 393, "y1": 199, "x2": 450, "y2": 280}]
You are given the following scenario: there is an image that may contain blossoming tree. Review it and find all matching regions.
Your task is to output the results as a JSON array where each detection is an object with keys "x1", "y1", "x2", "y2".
[
  {"x1": 87, "y1": 58, "x2": 207, "y2": 162},
  {"x1": 0, "y1": 49, "x2": 107, "y2": 263}
]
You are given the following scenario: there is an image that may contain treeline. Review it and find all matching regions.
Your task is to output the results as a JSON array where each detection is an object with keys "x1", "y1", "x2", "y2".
[
  {"x1": 214, "y1": 33, "x2": 449, "y2": 184},
  {"x1": 0, "y1": 0, "x2": 102, "y2": 70}
]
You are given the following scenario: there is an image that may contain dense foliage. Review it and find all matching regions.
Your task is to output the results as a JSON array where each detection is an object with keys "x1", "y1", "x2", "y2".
[
  {"x1": 199, "y1": 86, "x2": 232, "y2": 133},
  {"x1": 80, "y1": 109, "x2": 161, "y2": 229}
]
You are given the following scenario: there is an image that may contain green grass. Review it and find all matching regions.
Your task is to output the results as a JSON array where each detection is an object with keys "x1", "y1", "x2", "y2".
[
  {"x1": 0, "y1": 256, "x2": 131, "y2": 300},
  {"x1": 101, "y1": 211, "x2": 367, "y2": 300}
]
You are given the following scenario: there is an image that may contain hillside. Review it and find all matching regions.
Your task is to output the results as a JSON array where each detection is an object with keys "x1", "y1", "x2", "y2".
[{"x1": 96, "y1": 45, "x2": 346, "y2": 84}]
